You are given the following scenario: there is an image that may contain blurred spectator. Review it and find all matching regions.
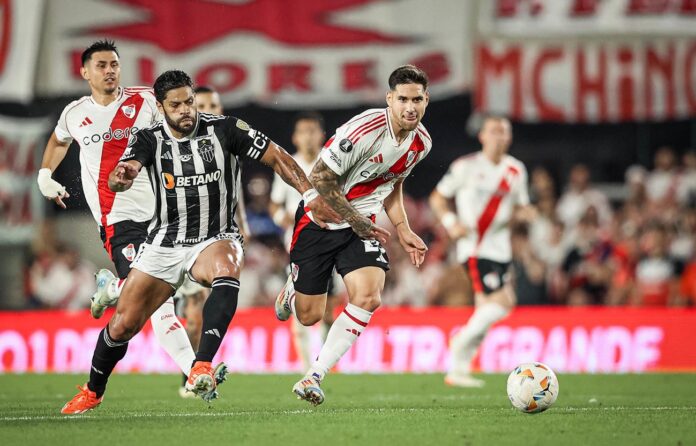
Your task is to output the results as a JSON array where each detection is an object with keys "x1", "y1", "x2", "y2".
[
  {"x1": 556, "y1": 164, "x2": 612, "y2": 230},
  {"x1": 677, "y1": 150, "x2": 696, "y2": 207},
  {"x1": 511, "y1": 223, "x2": 547, "y2": 305},
  {"x1": 28, "y1": 242, "x2": 96, "y2": 310},
  {"x1": 631, "y1": 222, "x2": 681, "y2": 306},
  {"x1": 645, "y1": 146, "x2": 679, "y2": 207},
  {"x1": 559, "y1": 207, "x2": 614, "y2": 305}
]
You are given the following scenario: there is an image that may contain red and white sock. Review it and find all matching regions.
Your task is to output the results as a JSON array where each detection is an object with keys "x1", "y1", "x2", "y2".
[
  {"x1": 308, "y1": 303, "x2": 372, "y2": 379},
  {"x1": 150, "y1": 297, "x2": 196, "y2": 375}
]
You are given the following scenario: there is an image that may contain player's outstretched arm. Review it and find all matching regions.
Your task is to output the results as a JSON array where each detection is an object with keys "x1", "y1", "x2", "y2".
[
  {"x1": 108, "y1": 160, "x2": 142, "y2": 192},
  {"x1": 311, "y1": 159, "x2": 390, "y2": 244},
  {"x1": 37, "y1": 132, "x2": 71, "y2": 209},
  {"x1": 260, "y1": 143, "x2": 342, "y2": 227},
  {"x1": 429, "y1": 189, "x2": 467, "y2": 239},
  {"x1": 384, "y1": 180, "x2": 427, "y2": 268}
]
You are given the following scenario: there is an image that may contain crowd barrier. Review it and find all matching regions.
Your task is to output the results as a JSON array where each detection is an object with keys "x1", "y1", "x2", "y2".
[{"x1": 1, "y1": 307, "x2": 695, "y2": 373}]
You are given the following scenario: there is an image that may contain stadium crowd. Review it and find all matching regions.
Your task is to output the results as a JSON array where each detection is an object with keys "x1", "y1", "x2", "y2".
[{"x1": 24, "y1": 145, "x2": 696, "y2": 310}]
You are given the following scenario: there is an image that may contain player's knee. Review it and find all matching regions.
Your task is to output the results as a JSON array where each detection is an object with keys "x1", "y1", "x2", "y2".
[
  {"x1": 210, "y1": 263, "x2": 241, "y2": 280},
  {"x1": 108, "y1": 314, "x2": 142, "y2": 342},
  {"x1": 296, "y1": 310, "x2": 323, "y2": 326},
  {"x1": 350, "y1": 293, "x2": 382, "y2": 312}
]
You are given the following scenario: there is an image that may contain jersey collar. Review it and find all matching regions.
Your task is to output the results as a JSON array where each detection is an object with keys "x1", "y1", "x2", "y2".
[{"x1": 89, "y1": 87, "x2": 124, "y2": 108}]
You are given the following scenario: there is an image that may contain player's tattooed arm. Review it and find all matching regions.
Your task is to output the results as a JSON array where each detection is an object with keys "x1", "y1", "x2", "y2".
[
  {"x1": 261, "y1": 143, "x2": 341, "y2": 226},
  {"x1": 311, "y1": 159, "x2": 390, "y2": 244},
  {"x1": 262, "y1": 143, "x2": 313, "y2": 193}
]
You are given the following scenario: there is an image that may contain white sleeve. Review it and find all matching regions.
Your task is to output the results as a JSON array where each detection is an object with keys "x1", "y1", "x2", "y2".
[
  {"x1": 515, "y1": 164, "x2": 530, "y2": 206},
  {"x1": 54, "y1": 105, "x2": 74, "y2": 144},
  {"x1": 269, "y1": 172, "x2": 287, "y2": 205},
  {"x1": 436, "y1": 158, "x2": 468, "y2": 198},
  {"x1": 319, "y1": 125, "x2": 368, "y2": 176}
]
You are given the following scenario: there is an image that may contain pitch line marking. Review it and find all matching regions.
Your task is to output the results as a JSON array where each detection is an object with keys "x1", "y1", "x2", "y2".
[{"x1": 2, "y1": 406, "x2": 696, "y2": 422}]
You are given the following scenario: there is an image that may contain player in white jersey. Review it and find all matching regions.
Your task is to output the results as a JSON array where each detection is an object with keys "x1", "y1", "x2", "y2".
[
  {"x1": 269, "y1": 112, "x2": 338, "y2": 370},
  {"x1": 430, "y1": 115, "x2": 531, "y2": 388},
  {"x1": 274, "y1": 65, "x2": 431, "y2": 405},
  {"x1": 37, "y1": 41, "x2": 225, "y2": 410}
]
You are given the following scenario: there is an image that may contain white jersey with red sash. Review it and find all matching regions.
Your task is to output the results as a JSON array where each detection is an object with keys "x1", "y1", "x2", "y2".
[
  {"x1": 436, "y1": 152, "x2": 529, "y2": 264},
  {"x1": 54, "y1": 87, "x2": 159, "y2": 254},
  {"x1": 317, "y1": 108, "x2": 432, "y2": 231}
]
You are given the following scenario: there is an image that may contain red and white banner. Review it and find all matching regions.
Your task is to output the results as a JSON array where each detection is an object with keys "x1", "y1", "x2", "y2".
[
  {"x1": 36, "y1": 0, "x2": 471, "y2": 108},
  {"x1": 0, "y1": 0, "x2": 44, "y2": 102},
  {"x1": 478, "y1": 0, "x2": 696, "y2": 37},
  {"x1": 0, "y1": 115, "x2": 51, "y2": 243},
  {"x1": 475, "y1": 39, "x2": 696, "y2": 122},
  {"x1": 1, "y1": 307, "x2": 695, "y2": 374}
]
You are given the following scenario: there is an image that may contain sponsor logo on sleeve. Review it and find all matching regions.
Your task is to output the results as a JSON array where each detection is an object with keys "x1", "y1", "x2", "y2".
[{"x1": 328, "y1": 149, "x2": 342, "y2": 167}]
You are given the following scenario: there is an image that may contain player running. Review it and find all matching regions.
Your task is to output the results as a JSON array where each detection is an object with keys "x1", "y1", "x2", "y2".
[
  {"x1": 36, "y1": 40, "x2": 220, "y2": 399},
  {"x1": 429, "y1": 115, "x2": 532, "y2": 388},
  {"x1": 175, "y1": 85, "x2": 252, "y2": 398},
  {"x1": 60, "y1": 70, "x2": 341, "y2": 414},
  {"x1": 268, "y1": 112, "x2": 339, "y2": 370},
  {"x1": 275, "y1": 65, "x2": 431, "y2": 405}
]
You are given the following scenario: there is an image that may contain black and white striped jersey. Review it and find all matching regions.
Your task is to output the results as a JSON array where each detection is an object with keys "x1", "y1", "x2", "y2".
[{"x1": 121, "y1": 112, "x2": 270, "y2": 247}]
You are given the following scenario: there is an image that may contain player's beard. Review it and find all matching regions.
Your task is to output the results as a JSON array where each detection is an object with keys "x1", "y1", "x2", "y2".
[{"x1": 165, "y1": 112, "x2": 196, "y2": 135}]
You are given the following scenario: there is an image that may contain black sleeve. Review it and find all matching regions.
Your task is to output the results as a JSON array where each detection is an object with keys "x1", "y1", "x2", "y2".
[
  {"x1": 120, "y1": 129, "x2": 154, "y2": 167},
  {"x1": 222, "y1": 116, "x2": 271, "y2": 161}
]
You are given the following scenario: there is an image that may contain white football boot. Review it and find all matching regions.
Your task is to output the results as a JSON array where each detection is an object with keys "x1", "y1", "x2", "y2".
[
  {"x1": 292, "y1": 372, "x2": 324, "y2": 406},
  {"x1": 90, "y1": 269, "x2": 119, "y2": 319},
  {"x1": 444, "y1": 373, "x2": 485, "y2": 388},
  {"x1": 274, "y1": 275, "x2": 294, "y2": 321}
]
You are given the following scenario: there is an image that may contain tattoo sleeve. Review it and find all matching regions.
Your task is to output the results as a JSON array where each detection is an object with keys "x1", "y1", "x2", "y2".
[{"x1": 311, "y1": 159, "x2": 372, "y2": 235}]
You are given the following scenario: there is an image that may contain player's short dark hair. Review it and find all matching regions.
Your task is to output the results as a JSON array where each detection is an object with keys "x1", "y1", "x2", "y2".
[
  {"x1": 388, "y1": 65, "x2": 428, "y2": 91},
  {"x1": 81, "y1": 39, "x2": 119, "y2": 66},
  {"x1": 294, "y1": 111, "x2": 325, "y2": 132},
  {"x1": 194, "y1": 85, "x2": 217, "y2": 94},
  {"x1": 153, "y1": 70, "x2": 194, "y2": 103}
]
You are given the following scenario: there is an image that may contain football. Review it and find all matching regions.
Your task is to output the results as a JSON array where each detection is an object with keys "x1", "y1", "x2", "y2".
[{"x1": 507, "y1": 362, "x2": 559, "y2": 413}]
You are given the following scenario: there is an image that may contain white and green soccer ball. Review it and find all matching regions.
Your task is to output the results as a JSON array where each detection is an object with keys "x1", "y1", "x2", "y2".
[{"x1": 507, "y1": 362, "x2": 559, "y2": 413}]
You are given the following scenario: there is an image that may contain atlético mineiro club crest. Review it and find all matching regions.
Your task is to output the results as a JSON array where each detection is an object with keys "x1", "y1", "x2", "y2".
[
  {"x1": 196, "y1": 137, "x2": 215, "y2": 163},
  {"x1": 121, "y1": 104, "x2": 136, "y2": 119}
]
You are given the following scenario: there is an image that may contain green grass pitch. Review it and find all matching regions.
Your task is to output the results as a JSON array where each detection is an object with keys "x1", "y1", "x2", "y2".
[{"x1": 1, "y1": 373, "x2": 695, "y2": 446}]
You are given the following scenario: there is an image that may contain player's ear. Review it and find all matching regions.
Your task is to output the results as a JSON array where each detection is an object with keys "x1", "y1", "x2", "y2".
[
  {"x1": 156, "y1": 101, "x2": 165, "y2": 115},
  {"x1": 80, "y1": 65, "x2": 89, "y2": 81},
  {"x1": 424, "y1": 90, "x2": 430, "y2": 105},
  {"x1": 386, "y1": 90, "x2": 393, "y2": 107}
]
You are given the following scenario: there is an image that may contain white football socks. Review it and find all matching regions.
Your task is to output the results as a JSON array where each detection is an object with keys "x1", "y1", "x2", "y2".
[
  {"x1": 150, "y1": 297, "x2": 196, "y2": 375},
  {"x1": 308, "y1": 303, "x2": 372, "y2": 380},
  {"x1": 292, "y1": 317, "x2": 313, "y2": 370},
  {"x1": 449, "y1": 302, "x2": 509, "y2": 376}
]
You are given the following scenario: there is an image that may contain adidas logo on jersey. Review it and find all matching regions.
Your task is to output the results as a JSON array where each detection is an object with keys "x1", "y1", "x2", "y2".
[
  {"x1": 79, "y1": 117, "x2": 93, "y2": 127},
  {"x1": 204, "y1": 328, "x2": 221, "y2": 338},
  {"x1": 369, "y1": 154, "x2": 383, "y2": 163},
  {"x1": 161, "y1": 151, "x2": 173, "y2": 160}
]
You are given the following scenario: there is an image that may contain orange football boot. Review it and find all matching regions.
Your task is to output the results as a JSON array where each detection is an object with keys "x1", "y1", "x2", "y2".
[
  {"x1": 61, "y1": 384, "x2": 103, "y2": 414},
  {"x1": 185, "y1": 361, "x2": 216, "y2": 396}
]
